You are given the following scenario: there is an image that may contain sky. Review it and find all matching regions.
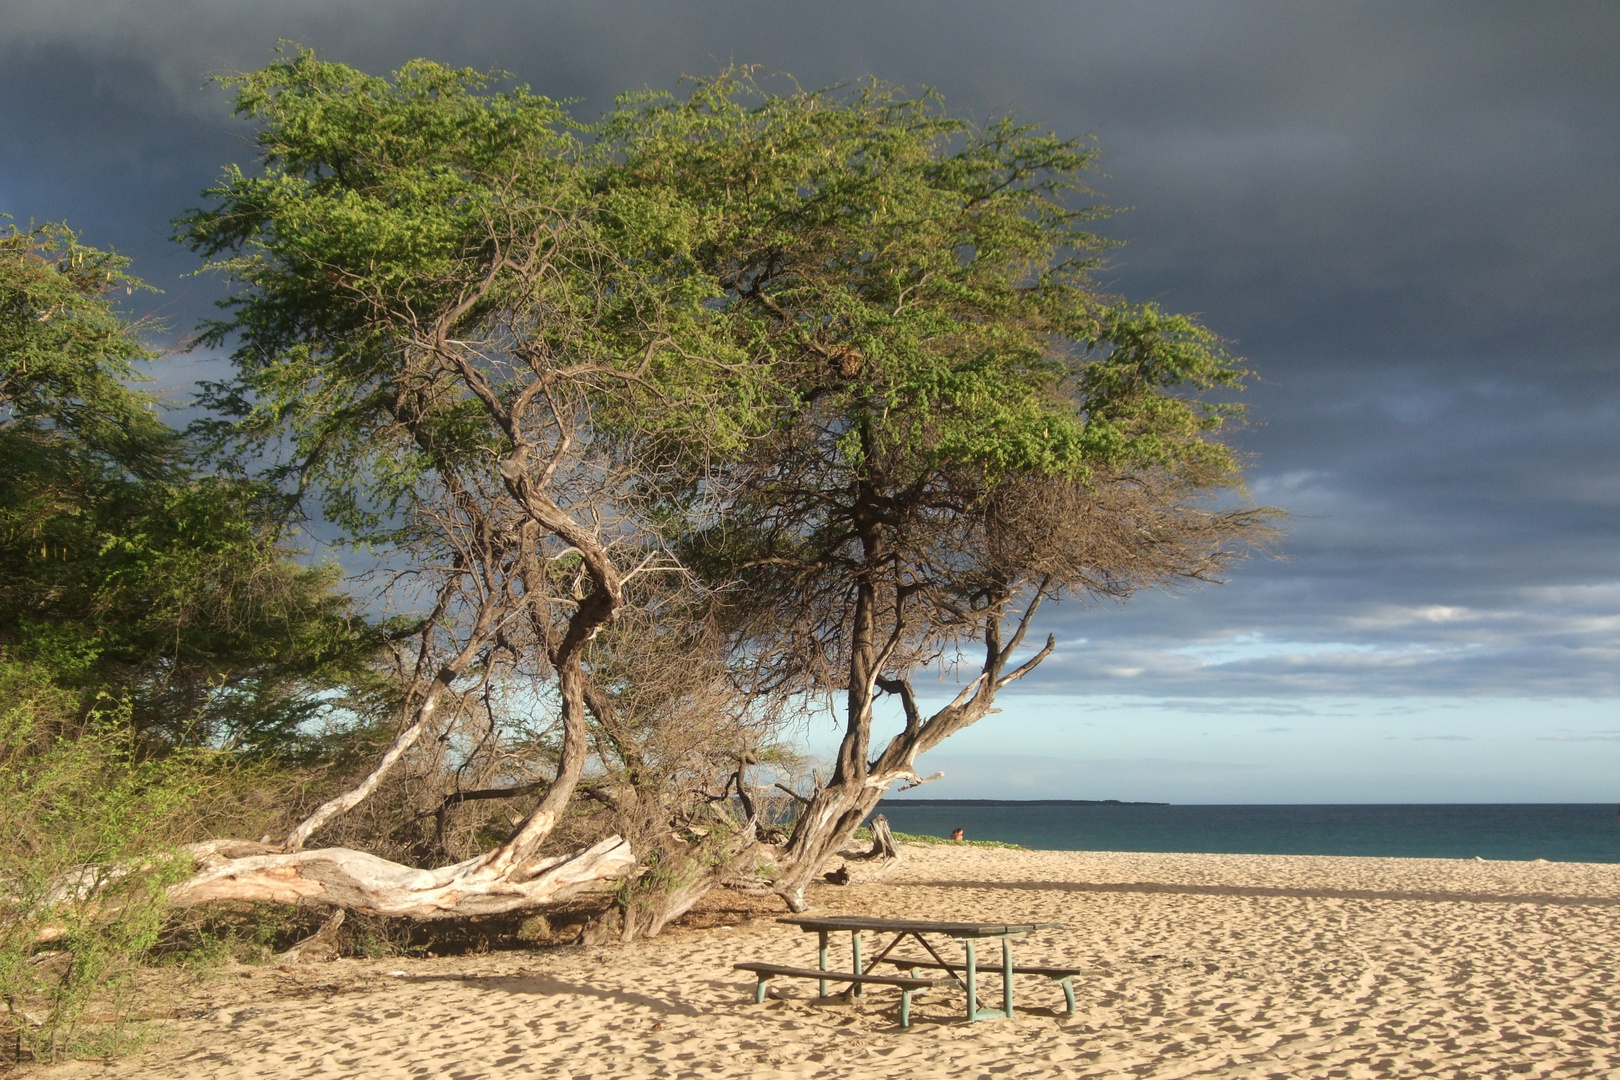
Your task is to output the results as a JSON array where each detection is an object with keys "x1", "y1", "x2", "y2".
[{"x1": 3, "y1": 2, "x2": 1616, "y2": 802}]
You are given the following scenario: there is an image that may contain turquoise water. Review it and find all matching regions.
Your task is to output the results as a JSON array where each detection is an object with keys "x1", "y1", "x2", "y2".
[{"x1": 869, "y1": 802, "x2": 1620, "y2": 863}]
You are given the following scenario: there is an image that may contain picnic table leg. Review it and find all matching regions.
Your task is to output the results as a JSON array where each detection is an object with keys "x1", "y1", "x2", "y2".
[
  {"x1": 963, "y1": 939, "x2": 978, "y2": 1022},
  {"x1": 900, "y1": 987, "x2": 913, "y2": 1028},
  {"x1": 818, "y1": 930, "x2": 829, "y2": 999},
  {"x1": 1002, "y1": 937, "x2": 1014, "y2": 1018},
  {"x1": 851, "y1": 932, "x2": 863, "y2": 998},
  {"x1": 1058, "y1": 976, "x2": 1076, "y2": 1016},
  {"x1": 754, "y1": 973, "x2": 770, "y2": 1004}
]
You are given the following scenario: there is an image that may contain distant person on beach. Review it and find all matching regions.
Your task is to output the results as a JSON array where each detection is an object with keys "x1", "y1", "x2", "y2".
[{"x1": 950, "y1": 828, "x2": 965, "y2": 841}]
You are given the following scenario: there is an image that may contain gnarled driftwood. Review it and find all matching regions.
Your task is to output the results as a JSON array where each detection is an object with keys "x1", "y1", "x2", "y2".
[{"x1": 170, "y1": 835, "x2": 634, "y2": 920}]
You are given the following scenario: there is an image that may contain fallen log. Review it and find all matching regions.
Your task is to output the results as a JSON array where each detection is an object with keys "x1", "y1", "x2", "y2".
[{"x1": 169, "y1": 835, "x2": 635, "y2": 920}]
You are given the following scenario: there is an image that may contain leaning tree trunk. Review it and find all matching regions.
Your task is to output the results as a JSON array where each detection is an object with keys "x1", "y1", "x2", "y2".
[
  {"x1": 163, "y1": 467, "x2": 635, "y2": 920},
  {"x1": 617, "y1": 819, "x2": 770, "y2": 940},
  {"x1": 618, "y1": 872, "x2": 721, "y2": 941},
  {"x1": 772, "y1": 777, "x2": 910, "y2": 910},
  {"x1": 771, "y1": 539, "x2": 898, "y2": 907},
  {"x1": 772, "y1": 589, "x2": 1055, "y2": 911},
  {"x1": 284, "y1": 585, "x2": 499, "y2": 850},
  {"x1": 613, "y1": 795, "x2": 768, "y2": 941}
]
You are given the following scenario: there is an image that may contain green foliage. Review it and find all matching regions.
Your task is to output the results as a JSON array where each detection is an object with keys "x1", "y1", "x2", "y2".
[
  {"x1": 170, "y1": 51, "x2": 809, "y2": 888},
  {"x1": 1, "y1": 213, "x2": 378, "y2": 756},
  {"x1": 579, "y1": 72, "x2": 1258, "y2": 616},
  {"x1": 0, "y1": 657, "x2": 203, "y2": 1063},
  {"x1": 595, "y1": 70, "x2": 1247, "y2": 490},
  {"x1": 170, "y1": 52, "x2": 1262, "y2": 909},
  {"x1": 0, "y1": 219, "x2": 170, "y2": 472},
  {"x1": 0, "y1": 468, "x2": 376, "y2": 752},
  {"x1": 582, "y1": 71, "x2": 1263, "y2": 723},
  {"x1": 172, "y1": 48, "x2": 790, "y2": 605},
  {"x1": 178, "y1": 47, "x2": 701, "y2": 541},
  {"x1": 0, "y1": 208, "x2": 381, "y2": 1059},
  {"x1": 176, "y1": 52, "x2": 1254, "y2": 698}
]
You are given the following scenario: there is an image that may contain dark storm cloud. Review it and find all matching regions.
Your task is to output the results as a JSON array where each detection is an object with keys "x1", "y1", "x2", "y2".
[{"x1": 3, "y1": 1, "x2": 1616, "y2": 699}]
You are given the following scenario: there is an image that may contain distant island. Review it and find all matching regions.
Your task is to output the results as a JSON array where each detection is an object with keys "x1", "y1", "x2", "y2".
[{"x1": 877, "y1": 798, "x2": 1169, "y2": 806}]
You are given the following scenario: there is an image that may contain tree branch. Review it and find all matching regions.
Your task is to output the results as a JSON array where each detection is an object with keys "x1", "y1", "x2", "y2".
[
  {"x1": 773, "y1": 782, "x2": 811, "y2": 806},
  {"x1": 995, "y1": 632, "x2": 1056, "y2": 690},
  {"x1": 875, "y1": 675, "x2": 922, "y2": 737}
]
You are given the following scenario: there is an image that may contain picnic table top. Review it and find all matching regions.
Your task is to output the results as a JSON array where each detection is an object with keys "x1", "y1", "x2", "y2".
[{"x1": 778, "y1": 915, "x2": 1062, "y2": 937}]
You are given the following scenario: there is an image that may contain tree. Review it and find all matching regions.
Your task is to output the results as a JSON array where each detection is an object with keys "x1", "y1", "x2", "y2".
[
  {"x1": 155, "y1": 55, "x2": 1272, "y2": 925},
  {"x1": 597, "y1": 74, "x2": 1274, "y2": 908},
  {"x1": 1, "y1": 218, "x2": 368, "y2": 751},
  {"x1": 0, "y1": 220, "x2": 171, "y2": 471},
  {"x1": 168, "y1": 50, "x2": 769, "y2": 918}
]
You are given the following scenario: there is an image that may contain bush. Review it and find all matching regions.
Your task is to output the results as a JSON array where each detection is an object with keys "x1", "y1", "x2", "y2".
[{"x1": 0, "y1": 657, "x2": 205, "y2": 1063}]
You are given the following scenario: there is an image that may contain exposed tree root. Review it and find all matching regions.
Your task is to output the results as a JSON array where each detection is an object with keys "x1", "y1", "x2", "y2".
[{"x1": 277, "y1": 908, "x2": 346, "y2": 962}]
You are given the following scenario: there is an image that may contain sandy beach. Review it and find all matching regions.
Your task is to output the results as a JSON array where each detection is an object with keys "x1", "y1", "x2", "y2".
[{"x1": 31, "y1": 844, "x2": 1620, "y2": 1079}]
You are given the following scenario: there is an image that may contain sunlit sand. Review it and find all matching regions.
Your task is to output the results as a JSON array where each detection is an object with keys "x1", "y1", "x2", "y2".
[{"x1": 33, "y1": 844, "x2": 1620, "y2": 1078}]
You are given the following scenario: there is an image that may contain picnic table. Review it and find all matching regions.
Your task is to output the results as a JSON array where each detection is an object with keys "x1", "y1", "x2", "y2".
[{"x1": 736, "y1": 915, "x2": 1085, "y2": 1026}]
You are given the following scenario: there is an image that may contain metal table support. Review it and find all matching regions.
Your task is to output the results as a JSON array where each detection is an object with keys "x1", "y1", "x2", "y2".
[{"x1": 780, "y1": 916, "x2": 1061, "y2": 1024}]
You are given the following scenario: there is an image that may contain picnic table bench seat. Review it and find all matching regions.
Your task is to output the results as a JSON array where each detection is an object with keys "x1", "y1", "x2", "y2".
[
  {"x1": 733, "y1": 962, "x2": 946, "y2": 1027},
  {"x1": 880, "y1": 956, "x2": 1104, "y2": 1015}
]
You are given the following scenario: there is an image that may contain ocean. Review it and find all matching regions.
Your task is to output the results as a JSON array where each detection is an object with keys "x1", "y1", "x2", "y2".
[{"x1": 869, "y1": 801, "x2": 1620, "y2": 863}]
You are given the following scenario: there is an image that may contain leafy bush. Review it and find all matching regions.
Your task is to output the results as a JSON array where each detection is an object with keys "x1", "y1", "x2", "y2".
[{"x1": 0, "y1": 657, "x2": 204, "y2": 1063}]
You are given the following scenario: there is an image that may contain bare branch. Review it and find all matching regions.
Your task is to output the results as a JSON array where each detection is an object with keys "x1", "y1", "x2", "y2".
[
  {"x1": 773, "y1": 782, "x2": 811, "y2": 806},
  {"x1": 896, "y1": 771, "x2": 944, "y2": 792},
  {"x1": 995, "y1": 633, "x2": 1056, "y2": 690}
]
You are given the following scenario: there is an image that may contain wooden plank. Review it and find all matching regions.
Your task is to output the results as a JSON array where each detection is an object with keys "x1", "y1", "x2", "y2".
[
  {"x1": 879, "y1": 956, "x2": 1105, "y2": 978},
  {"x1": 777, "y1": 915, "x2": 1062, "y2": 936},
  {"x1": 733, "y1": 962, "x2": 944, "y2": 989}
]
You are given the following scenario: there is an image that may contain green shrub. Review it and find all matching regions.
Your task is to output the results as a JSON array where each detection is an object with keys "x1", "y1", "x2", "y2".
[{"x1": 0, "y1": 657, "x2": 204, "y2": 1063}]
